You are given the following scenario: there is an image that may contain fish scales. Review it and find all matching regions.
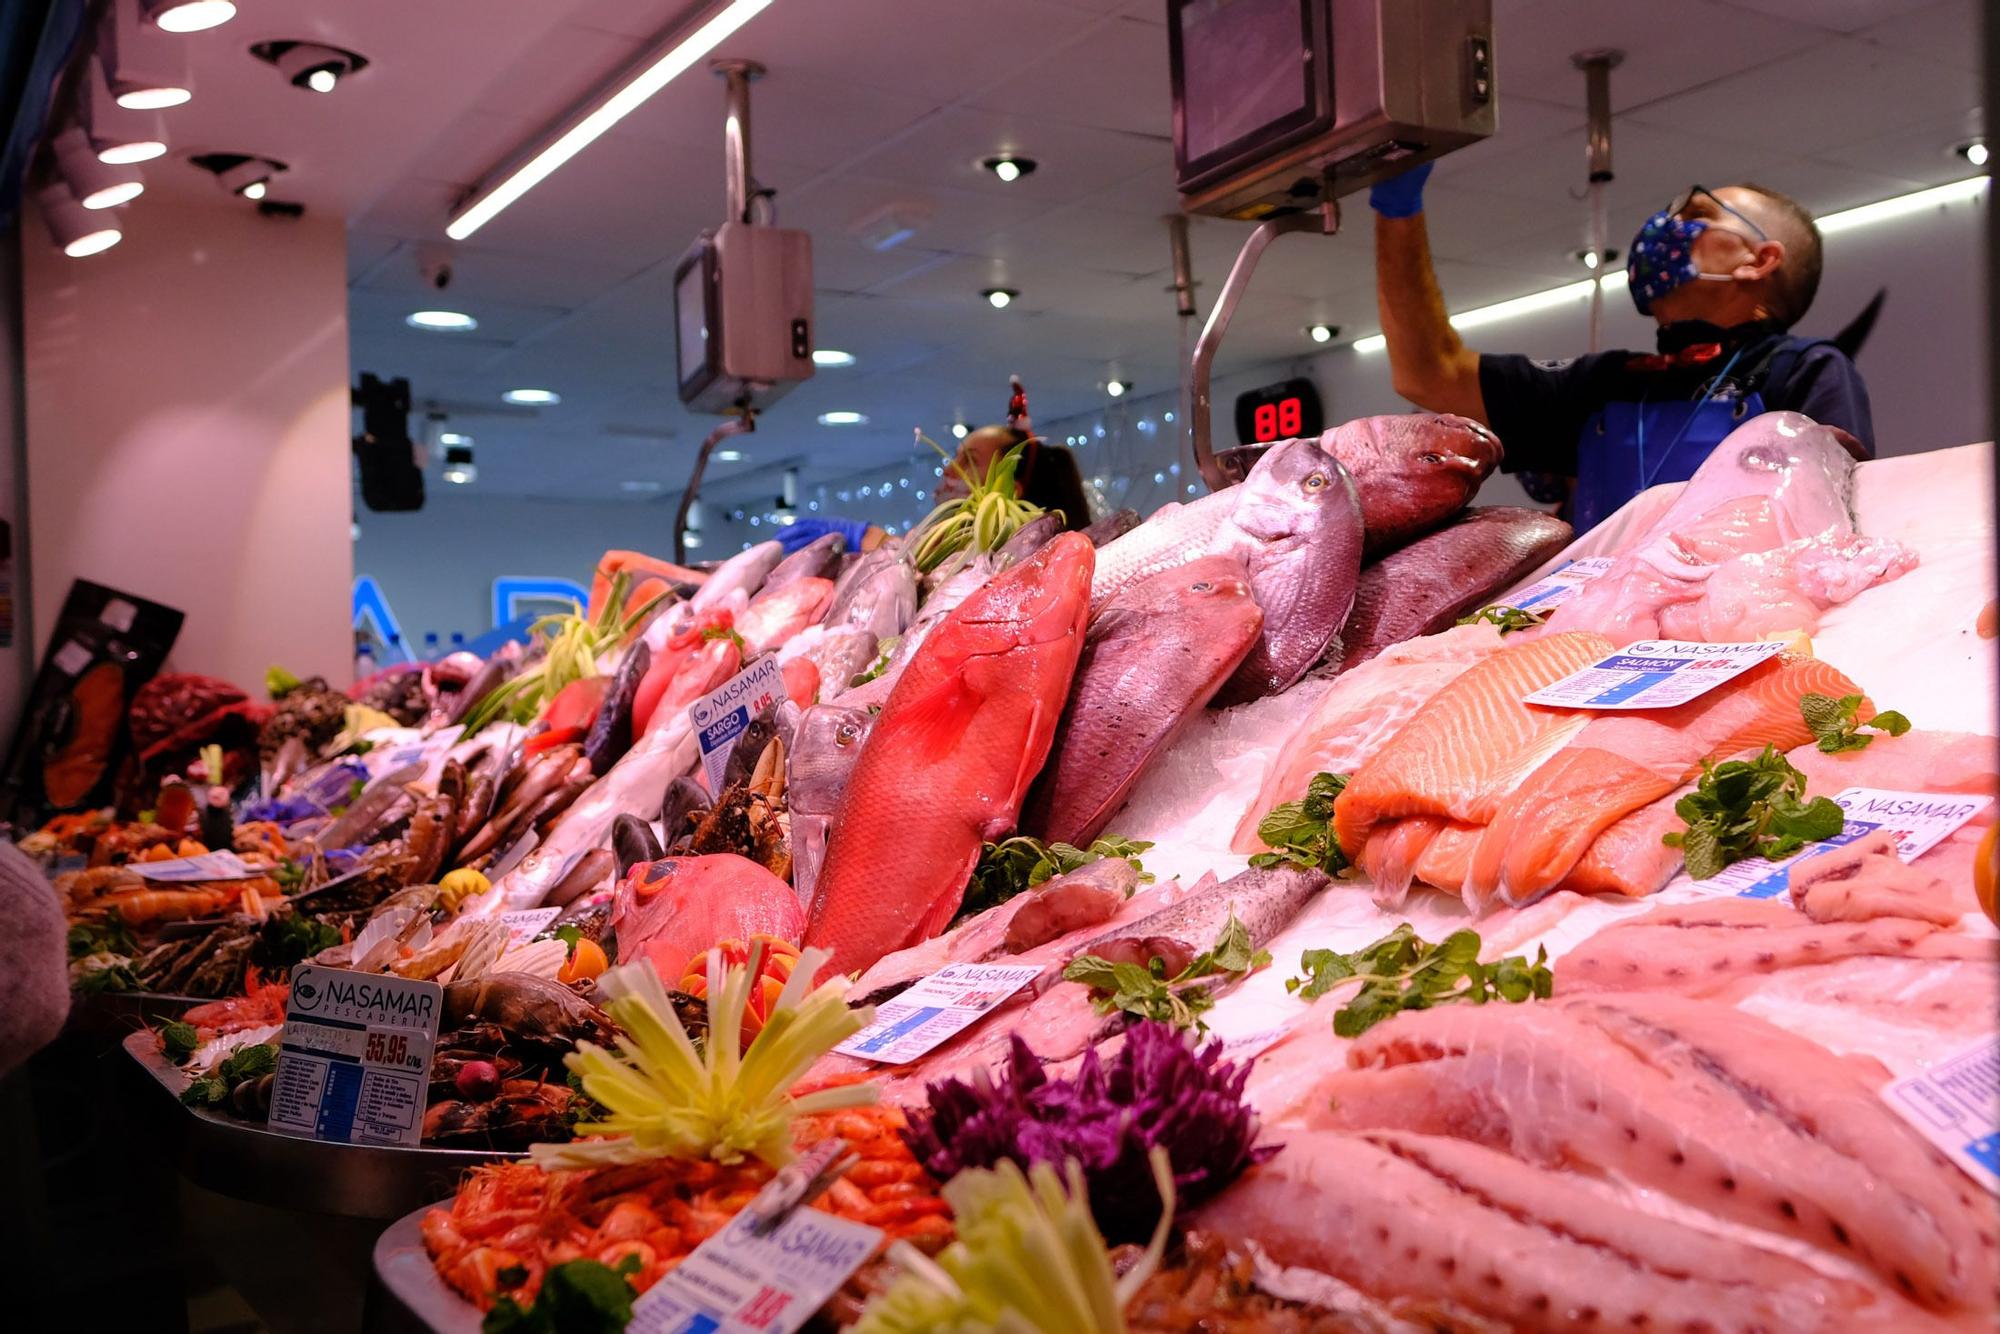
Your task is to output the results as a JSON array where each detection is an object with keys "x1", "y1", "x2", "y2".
[{"x1": 1321, "y1": 412, "x2": 1503, "y2": 557}]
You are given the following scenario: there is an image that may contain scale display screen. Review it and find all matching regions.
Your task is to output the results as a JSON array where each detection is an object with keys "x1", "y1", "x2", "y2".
[
  {"x1": 1171, "y1": 0, "x2": 1330, "y2": 193},
  {"x1": 1234, "y1": 377, "x2": 1324, "y2": 445},
  {"x1": 674, "y1": 253, "x2": 711, "y2": 390}
]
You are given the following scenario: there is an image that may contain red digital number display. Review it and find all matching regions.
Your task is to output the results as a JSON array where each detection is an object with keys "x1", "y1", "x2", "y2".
[{"x1": 1252, "y1": 396, "x2": 1305, "y2": 443}]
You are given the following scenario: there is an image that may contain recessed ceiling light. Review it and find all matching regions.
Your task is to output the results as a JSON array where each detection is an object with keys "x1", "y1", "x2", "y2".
[
  {"x1": 818, "y1": 411, "x2": 868, "y2": 425},
  {"x1": 981, "y1": 154, "x2": 1037, "y2": 183},
  {"x1": 714, "y1": 448, "x2": 746, "y2": 462},
  {"x1": 1105, "y1": 379, "x2": 1130, "y2": 398},
  {"x1": 252, "y1": 40, "x2": 370, "y2": 94},
  {"x1": 1307, "y1": 323, "x2": 1336, "y2": 343},
  {"x1": 1573, "y1": 247, "x2": 1618, "y2": 270},
  {"x1": 441, "y1": 442, "x2": 476, "y2": 484},
  {"x1": 982, "y1": 287, "x2": 1018, "y2": 309},
  {"x1": 438, "y1": 432, "x2": 472, "y2": 446},
  {"x1": 812, "y1": 349, "x2": 856, "y2": 367},
  {"x1": 145, "y1": 0, "x2": 236, "y2": 33},
  {"x1": 116, "y1": 85, "x2": 190, "y2": 109},
  {"x1": 1958, "y1": 139, "x2": 1989, "y2": 167},
  {"x1": 950, "y1": 422, "x2": 969, "y2": 439},
  {"x1": 620, "y1": 479, "x2": 665, "y2": 494},
  {"x1": 408, "y1": 309, "x2": 478, "y2": 332},
  {"x1": 502, "y1": 388, "x2": 559, "y2": 405},
  {"x1": 242, "y1": 180, "x2": 267, "y2": 200}
]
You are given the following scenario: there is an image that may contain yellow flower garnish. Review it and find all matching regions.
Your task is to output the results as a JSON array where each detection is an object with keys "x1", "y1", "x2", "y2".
[{"x1": 530, "y1": 944, "x2": 876, "y2": 1170}]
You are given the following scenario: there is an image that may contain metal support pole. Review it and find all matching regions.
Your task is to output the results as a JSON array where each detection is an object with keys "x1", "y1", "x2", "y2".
[
  {"x1": 675, "y1": 409, "x2": 755, "y2": 564},
  {"x1": 1573, "y1": 50, "x2": 1622, "y2": 353},
  {"x1": 713, "y1": 59, "x2": 764, "y2": 225},
  {"x1": 1165, "y1": 215, "x2": 1197, "y2": 318},
  {"x1": 1189, "y1": 201, "x2": 1338, "y2": 492}
]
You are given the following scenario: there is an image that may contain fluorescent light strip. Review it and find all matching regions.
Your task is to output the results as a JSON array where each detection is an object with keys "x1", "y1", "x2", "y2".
[
  {"x1": 446, "y1": 0, "x2": 773, "y2": 240},
  {"x1": 1354, "y1": 176, "x2": 1989, "y2": 353}
]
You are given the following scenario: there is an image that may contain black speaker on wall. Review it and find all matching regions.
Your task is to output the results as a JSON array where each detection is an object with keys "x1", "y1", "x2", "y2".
[{"x1": 353, "y1": 372, "x2": 425, "y2": 512}]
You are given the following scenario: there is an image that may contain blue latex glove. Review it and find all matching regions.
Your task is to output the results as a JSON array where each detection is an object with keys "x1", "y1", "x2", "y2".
[
  {"x1": 773, "y1": 516, "x2": 870, "y2": 554},
  {"x1": 1368, "y1": 160, "x2": 1433, "y2": 219}
]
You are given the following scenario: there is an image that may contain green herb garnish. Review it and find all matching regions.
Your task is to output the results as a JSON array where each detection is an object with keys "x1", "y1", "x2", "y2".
[
  {"x1": 1247, "y1": 772, "x2": 1350, "y2": 875},
  {"x1": 180, "y1": 1042, "x2": 278, "y2": 1107},
  {"x1": 68, "y1": 917, "x2": 137, "y2": 960},
  {"x1": 1662, "y1": 744, "x2": 1847, "y2": 880},
  {"x1": 1287, "y1": 924, "x2": 1552, "y2": 1038},
  {"x1": 907, "y1": 436, "x2": 1048, "y2": 573},
  {"x1": 553, "y1": 924, "x2": 583, "y2": 960},
  {"x1": 958, "y1": 835, "x2": 1153, "y2": 924},
  {"x1": 253, "y1": 912, "x2": 340, "y2": 971},
  {"x1": 854, "y1": 636, "x2": 900, "y2": 686},
  {"x1": 481, "y1": 1256, "x2": 640, "y2": 1334},
  {"x1": 1063, "y1": 908, "x2": 1269, "y2": 1033},
  {"x1": 160, "y1": 1020, "x2": 201, "y2": 1063},
  {"x1": 1801, "y1": 692, "x2": 1911, "y2": 754},
  {"x1": 1455, "y1": 605, "x2": 1548, "y2": 634}
]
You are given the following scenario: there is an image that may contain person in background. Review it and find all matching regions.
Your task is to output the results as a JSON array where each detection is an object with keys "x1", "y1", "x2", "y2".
[
  {"x1": 932, "y1": 426, "x2": 1095, "y2": 532},
  {"x1": 1369, "y1": 162, "x2": 1875, "y2": 531},
  {"x1": 0, "y1": 841, "x2": 69, "y2": 1078}
]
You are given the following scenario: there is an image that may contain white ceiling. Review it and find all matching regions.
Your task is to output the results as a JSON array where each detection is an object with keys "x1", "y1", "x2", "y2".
[{"x1": 139, "y1": 0, "x2": 1984, "y2": 502}]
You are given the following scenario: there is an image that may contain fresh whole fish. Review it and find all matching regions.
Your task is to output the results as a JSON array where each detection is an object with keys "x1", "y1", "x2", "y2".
[
  {"x1": 1321, "y1": 412, "x2": 1503, "y2": 557},
  {"x1": 738, "y1": 576, "x2": 834, "y2": 656},
  {"x1": 1022, "y1": 555, "x2": 1263, "y2": 846},
  {"x1": 1556, "y1": 411, "x2": 1914, "y2": 645},
  {"x1": 658, "y1": 774, "x2": 711, "y2": 851},
  {"x1": 762, "y1": 532, "x2": 846, "y2": 590},
  {"x1": 996, "y1": 511, "x2": 1066, "y2": 564},
  {"x1": 845, "y1": 549, "x2": 1002, "y2": 706},
  {"x1": 804, "y1": 533, "x2": 1096, "y2": 976},
  {"x1": 690, "y1": 540, "x2": 784, "y2": 613},
  {"x1": 1079, "y1": 508, "x2": 1140, "y2": 547},
  {"x1": 1209, "y1": 437, "x2": 1366, "y2": 705},
  {"x1": 611, "y1": 812, "x2": 663, "y2": 876},
  {"x1": 1338, "y1": 507, "x2": 1572, "y2": 669},
  {"x1": 583, "y1": 641, "x2": 648, "y2": 775},
  {"x1": 1087, "y1": 492, "x2": 1237, "y2": 614},
  {"x1": 544, "y1": 846, "x2": 615, "y2": 907},
  {"x1": 1064, "y1": 861, "x2": 1324, "y2": 982},
  {"x1": 824, "y1": 541, "x2": 919, "y2": 642},
  {"x1": 612, "y1": 853, "x2": 806, "y2": 984},
  {"x1": 786, "y1": 703, "x2": 873, "y2": 905}
]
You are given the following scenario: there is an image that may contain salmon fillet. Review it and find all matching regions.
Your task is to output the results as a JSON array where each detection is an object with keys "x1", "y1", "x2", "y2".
[
  {"x1": 1331, "y1": 631, "x2": 1611, "y2": 893},
  {"x1": 1464, "y1": 653, "x2": 1866, "y2": 909},
  {"x1": 1191, "y1": 1128, "x2": 1941, "y2": 1331}
]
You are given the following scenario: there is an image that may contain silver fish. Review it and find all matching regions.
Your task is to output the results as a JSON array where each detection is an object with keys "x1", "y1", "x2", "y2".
[
  {"x1": 1062, "y1": 862, "x2": 1327, "y2": 983},
  {"x1": 785, "y1": 703, "x2": 874, "y2": 904},
  {"x1": 691, "y1": 540, "x2": 785, "y2": 613},
  {"x1": 825, "y1": 541, "x2": 919, "y2": 643},
  {"x1": 1210, "y1": 438, "x2": 1366, "y2": 705},
  {"x1": 1087, "y1": 492, "x2": 1237, "y2": 614},
  {"x1": 763, "y1": 532, "x2": 847, "y2": 590}
]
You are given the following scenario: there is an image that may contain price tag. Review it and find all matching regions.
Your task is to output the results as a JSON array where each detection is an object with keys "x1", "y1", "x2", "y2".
[
  {"x1": 361, "y1": 726, "x2": 463, "y2": 784},
  {"x1": 1880, "y1": 1036, "x2": 2000, "y2": 1195},
  {"x1": 265, "y1": 965, "x2": 440, "y2": 1147},
  {"x1": 835, "y1": 962, "x2": 1042, "y2": 1065},
  {"x1": 133, "y1": 849, "x2": 260, "y2": 882},
  {"x1": 1500, "y1": 556, "x2": 1614, "y2": 613},
  {"x1": 498, "y1": 907, "x2": 562, "y2": 946},
  {"x1": 51, "y1": 640, "x2": 92, "y2": 675},
  {"x1": 690, "y1": 656, "x2": 785, "y2": 793},
  {"x1": 626, "y1": 1204, "x2": 882, "y2": 1334},
  {"x1": 1522, "y1": 640, "x2": 1788, "y2": 711},
  {"x1": 1688, "y1": 787, "x2": 1993, "y2": 899}
]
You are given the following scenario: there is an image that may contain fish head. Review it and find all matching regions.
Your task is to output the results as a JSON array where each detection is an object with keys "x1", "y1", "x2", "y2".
[
  {"x1": 1114, "y1": 553, "x2": 1259, "y2": 619},
  {"x1": 996, "y1": 512, "x2": 1066, "y2": 566},
  {"x1": 1229, "y1": 437, "x2": 1361, "y2": 543},
  {"x1": 786, "y1": 705, "x2": 874, "y2": 815},
  {"x1": 947, "y1": 531, "x2": 1095, "y2": 654},
  {"x1": 1328, "y1": 412, "x2": 1502, "y2": 498}
]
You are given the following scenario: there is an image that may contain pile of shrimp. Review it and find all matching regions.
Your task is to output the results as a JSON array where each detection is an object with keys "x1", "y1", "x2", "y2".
[
  {"x1": 181, "y1": 972, "x2": 290, "y2": 1034},
  {"x1": 422, "y1": 1104, "x2": 951, "y2": 1312}
]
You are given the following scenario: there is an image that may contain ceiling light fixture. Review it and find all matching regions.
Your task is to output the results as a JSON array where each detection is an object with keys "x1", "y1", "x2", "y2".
[
  {"x1": 55, "y1": 128, "x2": 144, "y2": 208},
  {"x1": 81, "y1": 59, "x2": 167, "y2": 163},
  {"x1": 502, "y1": 388, "x2": 560, "y2": 405},
  {"x1": 982, "y1": 287, "x2": 1018, "y2": 309},
  {"x1": 981, "y1": 153, "x2": 1037, "y2": 183},
  {"x1": 441, "y1": 443, "x2": 477, "y2": 485},
  {"x1": 144, "y1": 0, "x2": 235, "y2": 33},
  {"x1": 950, "y1": 421, "x2": 969, "y2": 440},
  {"x1": 102, "y1": 1, "x2": 193, "y2": 108},
  {"x1": 446, "y1": 0, "x2": 774, "y2": 240},
  {"x1": 621, "y1": 479, "x2": 665, "y2": 494},
  {"x1": 438, "y1": 432, "x2": 472, "y2": 447},
  {"x1": 1353, "y1": 176, "x2": 1992, "y2": 354},
  {"x1": 811, "y1": 349, "x2": 855, "y2": 367},
  {"x1": 193, "y1": 152, "x2": 285, "y2": 200},
  {"x1": 1307, "y1": 323, "x2": 1336, "y2": 343},
  {"x1": 818, "y1": 411, "x2": 867, "y2": 425},
  {"x1": 714, "y1": 448, "x2": 746, "y2": 462},
  {"x1": 1573, "y1": 246, "x2": 1618, "y2": 270},
  {"x1": 1105, "y1": 379, "x2": 1130, "y2": 398},
  {"x1": 36, "y1": 184, "x2": 122, "y2": 258},
  {"x1": 1956, "y1": 139, "x2": 1988, "y2": 168},
  {"x1": 251, "y1": 40, "x2": 370, "y2": 93},
  {"x1": 407, "y1": 310, "x2": 478, "y2": 332}
]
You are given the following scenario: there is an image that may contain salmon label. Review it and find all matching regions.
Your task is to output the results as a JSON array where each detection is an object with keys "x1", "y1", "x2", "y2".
[
  {"x1": 834, "y1": 962, "x2": 1043, "y2": 1065},
  {"x1": 1881, "y1": 1036, "x2": 2000, "y2": 1196},
  {"x1": 1500, "y1": 556, "x2": 1615, "y2": 612},
  {"x1": 1686, "y1": 786, "x2": 1992, "y2": 898},
  {"x1": 1522, "y1": 639, "x2": 1788, "y2": 710}
]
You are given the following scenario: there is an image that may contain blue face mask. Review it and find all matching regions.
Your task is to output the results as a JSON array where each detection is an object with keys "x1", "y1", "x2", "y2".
[{"x1": 1627, "y1": 186, "x2": 1767, "y2": 316}]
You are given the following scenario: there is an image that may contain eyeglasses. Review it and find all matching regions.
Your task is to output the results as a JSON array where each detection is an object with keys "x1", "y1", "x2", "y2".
[{"x1": 1667, "y1": 184, "x2": 1768, "y2": 242}]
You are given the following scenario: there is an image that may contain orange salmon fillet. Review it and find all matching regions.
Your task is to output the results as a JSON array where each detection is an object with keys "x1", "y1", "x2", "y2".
[{"x1": 1466, "y1": 653, "x2": 1867, "y2": 908}]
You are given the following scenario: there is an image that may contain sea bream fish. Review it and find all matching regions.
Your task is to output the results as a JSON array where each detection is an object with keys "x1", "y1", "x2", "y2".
[
  {"x1": 1022, "y1": 555, "x2": 1263, "y2": 846},
  {"x1": 1321, "y1": 412, "x2": 1503, "y2": 556},
  {"x1": 1337, "y1": 507, "x2": 1572, "y2": 669},
  {"x1": 1087, "y1": 491, "x2": 1238, "y2": 615},
  {"x1": 803, "y1": 533, "x2": 1095, "y2": 976},
  {"x1": 785, "y1": 702, "x2": 873, "y2": 905},
  {"x1": 761, "y1": 532, "x2": 845, "y2": 590},
  {"x1": 823, "y1": 540, "x2": 919, "y2": 643},
  {"x1": 1208, "y1": 437, "x2": 1366, "y2": 705}
]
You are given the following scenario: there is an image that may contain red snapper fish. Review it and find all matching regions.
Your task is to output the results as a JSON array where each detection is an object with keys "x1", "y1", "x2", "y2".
[{"x1": 803, "y1": 532, "x2": 1095, "y2": 976}]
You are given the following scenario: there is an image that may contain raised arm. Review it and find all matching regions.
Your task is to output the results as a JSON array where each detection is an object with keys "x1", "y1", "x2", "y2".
[{"x1": 1369, "y1": 164, "x2": 1488, "y2": 423}]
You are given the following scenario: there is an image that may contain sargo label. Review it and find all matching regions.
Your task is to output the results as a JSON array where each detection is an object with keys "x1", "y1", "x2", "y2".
[{"x1": 690, "y1": 656, "x2": 785, "y2": 793}]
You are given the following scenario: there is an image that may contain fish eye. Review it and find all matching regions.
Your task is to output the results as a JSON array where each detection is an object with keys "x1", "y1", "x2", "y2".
[
  {"x1": 1189, "y1": 581, "x2": 1212, "y2": 592},
  {"x1": 1304, "y1": 473, "x2": 1327, "y2": 490},
  {"x1": 1419, "y1": 452, "x2": 1445, "y2": 464}
]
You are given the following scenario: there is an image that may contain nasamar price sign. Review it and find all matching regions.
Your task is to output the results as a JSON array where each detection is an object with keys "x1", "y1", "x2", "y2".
[
  {"x1": 690, "y1": 655, "x2": 785, "y2": 792},
  {"x1": 1523, "y1": 639, "x2": 1788, "y2": 710},
  {"x1": 265, "y1": 965, "x2": 440, "y2": 1147}
]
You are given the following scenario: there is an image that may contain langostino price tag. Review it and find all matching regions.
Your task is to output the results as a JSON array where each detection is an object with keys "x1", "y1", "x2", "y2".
[
  {"x1": 1881, "y1": 1036, "x2": 2000, "y2": 1196},
  {"x1": 133, "y1": 850, "x2": 260, "y2": 882},
  {"x1": 834, "y1": 962, "x2": 1042, "y2": 1065},
  {"x1": 1499, "y1": 556, "x2": 1615, "y2": 613},
  {"x1": 1524, "y1": 639, "x2": 1789, "y2": 711},
  {"x1": 690, "y1": 656, "x2": 786, "y2": 793},
  {"x1": 1688, "y1": 787, "x2": 1993, "y2": 899},
  {"x1": 265, "y1": 965, "x2": 441, "y2": 1147},
  {"x1": 627, "y1": 1144, "x2": 884, "y2": 1334}
]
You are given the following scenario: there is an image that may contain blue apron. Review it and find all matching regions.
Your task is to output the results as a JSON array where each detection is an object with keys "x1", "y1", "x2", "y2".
[{"x1": 1571, "y1": 389, "x2": 1763, "y2": 533}]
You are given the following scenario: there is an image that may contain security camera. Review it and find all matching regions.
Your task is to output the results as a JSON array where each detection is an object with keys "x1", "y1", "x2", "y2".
[{"x1": 417, "y1": 247, "x2": 454, "y2": 290}]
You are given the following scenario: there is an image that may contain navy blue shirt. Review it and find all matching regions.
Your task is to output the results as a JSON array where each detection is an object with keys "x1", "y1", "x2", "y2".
[{"x1": 1477, "y1": 325, "x2": 1875, "y2": 478}]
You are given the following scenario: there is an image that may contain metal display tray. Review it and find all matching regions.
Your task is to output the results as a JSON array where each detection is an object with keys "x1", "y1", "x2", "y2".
[
  {"x1": 122, "y1": 1030, "x2": 523, "y2": 1220},
  {"x1": 369, "y1": 1203, "x2": 482, "y2": 1334}
]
